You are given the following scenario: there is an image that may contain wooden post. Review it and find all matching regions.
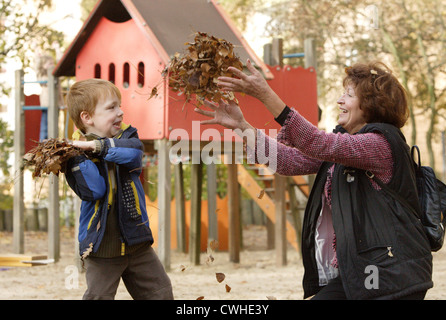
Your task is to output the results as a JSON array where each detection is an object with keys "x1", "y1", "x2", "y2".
[
  {"x1": 174, "y1": 162, "x2": 186, "y2": 253},
  {"x1": 263, "y1": 39, "x2": 283, "y2": 67},
  {"x1": 304, "y1": 38, "x2": 317, "y2": 189},
  {"x1": 47, "y1": 69, "x2": 60, "y2": 262},
  {"x1": 227, "y1": 158, "x2": 240, "y2": 263},
  {"x1": 206, "y1": 161, "x2": 218, "y2": 246},
  {"x1": 157, "y1": 139, "x2": 171, "y2": 271},
  {"x1": 304, "y1": 38, "x2": 317, "y2": 70},
  {"x1": 266, "y1": 178, "x2": 274, "y2": 249},
  {"x1": 13, "y1": 69, "x2": 25, "y2": 254},
  {"x1": 263, "y1": 43, "x2": 272, "y2": 65},
  {"x1": 272, "y1": 38, "x2": 284, "y2": 68},
  {"x1": 189, "y1": 161, "x2": 202, "y2": 265},
  {"x1": 287, "y1": 177, "x2": 302, "y2": 257},
  {"x1": 274, "y1": 174, "x2": 287, "y2": 266}
]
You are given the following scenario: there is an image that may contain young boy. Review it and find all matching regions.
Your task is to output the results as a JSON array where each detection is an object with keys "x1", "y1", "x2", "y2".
[{"x1": 65, "y1": 78, "x2": 173, "y2": 300}]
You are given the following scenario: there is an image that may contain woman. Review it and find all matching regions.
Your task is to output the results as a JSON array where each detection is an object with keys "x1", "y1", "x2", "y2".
[{"x1": 194, "y1": 60, "x2": 433, "y2": 300}]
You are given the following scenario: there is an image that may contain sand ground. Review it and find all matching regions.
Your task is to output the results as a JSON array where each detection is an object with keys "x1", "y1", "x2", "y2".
[{"x1": 0, "y1": 225, "x2": 444, "y2": 300}]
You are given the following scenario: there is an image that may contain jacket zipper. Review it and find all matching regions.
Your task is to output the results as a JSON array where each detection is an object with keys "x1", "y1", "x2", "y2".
[{"x1": 387, "y1": 246, "x2": 393, "y2": 257}]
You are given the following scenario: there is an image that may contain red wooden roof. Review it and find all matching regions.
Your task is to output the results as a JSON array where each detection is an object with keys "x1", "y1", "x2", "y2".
[{"x1": 53, "y1": 0, "x2": 272, "y2": 79}]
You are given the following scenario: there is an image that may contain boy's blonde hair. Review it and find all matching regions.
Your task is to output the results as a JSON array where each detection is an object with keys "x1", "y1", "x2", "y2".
[{"x1": 67, "y1": 78, "x2": 121, "y2": 133}]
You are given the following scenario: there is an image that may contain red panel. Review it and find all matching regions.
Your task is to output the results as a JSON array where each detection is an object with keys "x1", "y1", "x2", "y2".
[
  {"x1": 76, "y1": 17, "x2": 165, "y2": 140},
  {"x1": 267, "y1": 65, "x2": 318, "y2": 125},
  {"x1": 73, "y1": 17, "x2": 318, "y2": 142},
  {"x1": 24, "y1": 95, "x2": 42, "y2": 154},
  {"x1": 166, "y1": 65, "x2": 318, "y2": 142}
]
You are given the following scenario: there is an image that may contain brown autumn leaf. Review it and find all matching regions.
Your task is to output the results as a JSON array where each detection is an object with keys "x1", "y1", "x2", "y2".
[
  {"x1": 258, "y1": 189, "x2": 265, "y2": 199},
  {"x1": 225, "y1": 284, "x2": 231, "y2": 293},
  {"x1": 206, "y1": 239, "x2": 219, "y2": 265},
  {"x1": 206, "y1": 254, "x2": 214, "y2": 265},
  {"x1": 157, "y1": 31, "x2": 244, "y2": 107},
  {"x1": 81, "y1": 242, "x2": 94, "y2": 260},
  {"x1": 209, "y1": 240, "x2": 219, "y2": 251},
  {"x1": 196, "y1": 296, "x2": 205, "y2": 300},
  {"x1": 149, "y1": 86, "x2": 158, "y2": 99},
  {"x1": 216, "y1": 272, "x2": 225, "y2": 283},
  {"x1": 23, "y1": 138, "x2": 84, "y2": 178}
]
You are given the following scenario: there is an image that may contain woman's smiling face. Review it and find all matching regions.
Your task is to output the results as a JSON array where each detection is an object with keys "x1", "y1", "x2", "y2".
[{"x1": 337, "y1": 84, "x2": 367, "y2": 134}]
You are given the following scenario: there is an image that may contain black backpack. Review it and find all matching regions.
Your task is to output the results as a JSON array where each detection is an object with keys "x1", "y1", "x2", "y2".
[{"x1": 370, "y1": 146, "x2": 446, "y2": 252}]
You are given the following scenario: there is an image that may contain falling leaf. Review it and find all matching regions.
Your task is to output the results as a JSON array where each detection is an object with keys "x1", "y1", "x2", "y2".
[
  {"x1": 258, "y1": 189, "x2": 265, "y2": 199},
  {"x1": 179, "y1": 265, "x2": 187, "y2": 272},
  {"x1": 81, "y1": 243, "x2": 93, "y2": 260},
  {"x1": 149, "y1": 87, "x2": 158, "y2": 99},
  {"x1": 216, "y1": 272, "x2": 225, "y2": 283},
  {"x1": 206, "y1": 240, "x2": 219, "y2": 265},
  {"x1": 206, "y1": 254, "x2": 214, "y2": 265},
  {"x1": 225, "y1": 284, "x2": 231, "y2": 293},
  {"x1": 196, "y1": 296, "x2": 205, "y2": 300},
  {"x1": 209, "y1": 240, "x2": 219, "y2": 251}
]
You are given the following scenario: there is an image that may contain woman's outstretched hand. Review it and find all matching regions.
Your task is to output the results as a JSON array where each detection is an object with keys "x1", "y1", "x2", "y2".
[
  {"x1": 194, "y1": 99, "x2": 253, "y2": 132},
  {"x1": 218, "y1": 59, "x2": 286, "y2": 118},
  {"x1": 217, "y1": 59, "x2": 270, "y2": 102}
]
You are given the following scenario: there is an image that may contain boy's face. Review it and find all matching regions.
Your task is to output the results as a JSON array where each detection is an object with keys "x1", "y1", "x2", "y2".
[{"x1": 83, "y1": 93, "x2": 124, "y2": 138}]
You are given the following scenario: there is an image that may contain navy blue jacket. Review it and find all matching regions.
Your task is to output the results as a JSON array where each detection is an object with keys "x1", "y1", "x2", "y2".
[{"x1": 65, "y1": 124, "x2": 153, "y2": 257}]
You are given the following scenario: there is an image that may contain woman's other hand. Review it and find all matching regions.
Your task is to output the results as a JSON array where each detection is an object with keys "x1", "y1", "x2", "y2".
[{"x1": 194, "y1": 99, "x2": 254, "y2": 132}]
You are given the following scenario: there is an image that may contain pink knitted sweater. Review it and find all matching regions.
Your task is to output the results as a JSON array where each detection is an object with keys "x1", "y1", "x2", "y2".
[{"x1": 248, "y1": 108, "x2": 394, "y2": 191}]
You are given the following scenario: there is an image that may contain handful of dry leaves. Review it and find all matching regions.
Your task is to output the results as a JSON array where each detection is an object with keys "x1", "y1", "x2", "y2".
[
  {"x1": 158, "y1": 31, "x2": 243, "y2": 106},
  {"x1": 23, "y1": 138, "x2": 84, "y2": 178}
]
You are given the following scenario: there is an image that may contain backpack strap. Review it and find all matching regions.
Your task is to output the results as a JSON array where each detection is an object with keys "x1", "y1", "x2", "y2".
[
  {"x1": 411, "y1": 145, "x2": 421, "y2": 170},
  {"x1": 366, "y1": 170, "x2": 421, "y2": 220}
]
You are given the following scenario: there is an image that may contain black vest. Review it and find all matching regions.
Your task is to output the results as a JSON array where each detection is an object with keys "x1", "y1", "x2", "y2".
[{"x1": 301, "y1": 123, "x2": 433, "y2": 299}]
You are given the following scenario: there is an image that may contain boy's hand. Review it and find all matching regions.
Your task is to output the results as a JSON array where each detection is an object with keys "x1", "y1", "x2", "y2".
[{"x1": 71, "y1": 140, "x2": 96, "y2": 151}]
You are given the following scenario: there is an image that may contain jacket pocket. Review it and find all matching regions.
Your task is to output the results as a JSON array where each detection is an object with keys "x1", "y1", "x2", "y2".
[{"x1": 358, "y1": 245, "x2": 396, "y2": 265}]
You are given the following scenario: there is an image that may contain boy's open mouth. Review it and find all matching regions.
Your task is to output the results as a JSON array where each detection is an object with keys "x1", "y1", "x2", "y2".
[{"x1": 113, "y1": 120, "x2": 122, "y2": 128}]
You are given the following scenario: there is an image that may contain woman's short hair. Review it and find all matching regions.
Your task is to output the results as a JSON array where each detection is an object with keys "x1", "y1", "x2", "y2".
[
  {"x1": 67, "y1": 78, "x2": 121, "y2": 133},
  {"x1": 343, "y1": 61, "x2": 409, "y2": 128}
]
